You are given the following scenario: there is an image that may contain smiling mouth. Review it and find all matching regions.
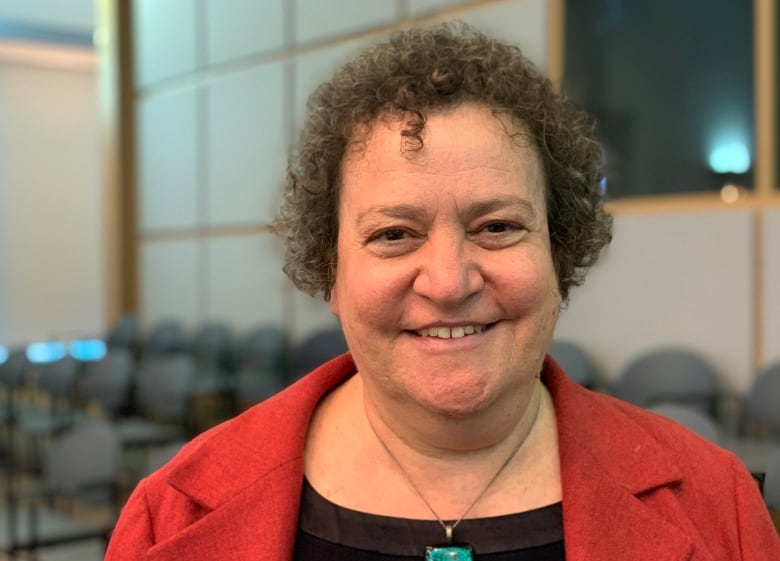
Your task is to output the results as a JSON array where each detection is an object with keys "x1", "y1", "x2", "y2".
[{"x1": 414, "y1": 325, "x2": 490, "y2": 339}]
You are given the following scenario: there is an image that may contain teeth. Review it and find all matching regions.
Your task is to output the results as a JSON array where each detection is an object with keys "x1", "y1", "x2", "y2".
[{"x1": 416, "y1": 325, "x2": 485, "y2": 338}]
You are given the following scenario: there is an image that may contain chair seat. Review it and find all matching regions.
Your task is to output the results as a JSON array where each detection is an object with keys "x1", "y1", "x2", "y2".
[
  {"x1": 0, "y1": 504, "x2": 113, "y2": 550},
  {"x1": 15, "y1": 410, "x2": 89, "y2": 436},
  {"x1": 721, "y1": 436, "x2": 780, "y2": 473},
  {"x1": 116, "y1": 417, "x2": 186, "y2": 448}
]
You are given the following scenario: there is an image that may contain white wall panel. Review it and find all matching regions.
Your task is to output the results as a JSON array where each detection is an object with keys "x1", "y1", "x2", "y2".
[
  {"x1": 555, "y1": 211, "x2": 754, "y2": 394},
  {"x1": 140, "y1": 240, "x2": 200, "y2": 329},
  {"x1": 205, "y1": 235, "x2": 289, "y2": 330},
  {"x1": 133, "y1": 0, "x2": 197, "y2": 87},
  {"x1": 137, "y1": 89, "x2": 199, "y2": 231},
  {"x1": 288, "y1": 290, "x2": 341, "y2": 343},
  {"x1": 458, "y1": 0, "x2": 548, "y2": 70},
  {"x1": 765, "y1": 209, "x2": 780, "y2": 369},
  {"x1": 293, "y1": 37, "x2": 372, "y2": 130},
  {"x1": 407, "y1": 0, "x2": 473, "y2": 17},
  {"x1": 207, "y1": 62, "x2": 286, "y2": 226},
  {"x1": 294, "y1": 0, "x2": 397, "y2": 43},
  {"x1": 206, "y1": 0, "x2": 285, "y2": 65}
]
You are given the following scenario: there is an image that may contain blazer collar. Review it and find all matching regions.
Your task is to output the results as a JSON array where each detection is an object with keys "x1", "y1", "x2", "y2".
[
  {"x1": 153, "y1": 355, "x2": 704, "y2": 561},
  {"x1": 547, "y1": 357, "x2": 701, "y2": 560},
  {"x1": 150, "y1": 354, "x2": 355, "y2": 561}
]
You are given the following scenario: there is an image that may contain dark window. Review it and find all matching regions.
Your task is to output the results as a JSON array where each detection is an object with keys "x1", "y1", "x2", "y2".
[{"x1": 565, "y1": 0, "x2": 754, "y2": 199}]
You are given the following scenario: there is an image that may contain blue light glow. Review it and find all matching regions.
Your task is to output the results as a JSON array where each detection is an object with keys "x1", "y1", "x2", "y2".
[
  {"x1": 26, "y1": 342, "x2": 67, "y2": 364},
  {"x1": 0, "y1": 346, "x2": 8, "y2": 365},
  {"x1": 69, "y1": 339, "x2": 107, "y2": 362},
  {"x1": 708, "y1": 142, "x2": 751, "y2": 174}
]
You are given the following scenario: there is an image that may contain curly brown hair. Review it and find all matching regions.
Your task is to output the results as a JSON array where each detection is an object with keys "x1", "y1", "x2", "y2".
[{"x1": 274, "y1": 22, "x2": 612, "y2": 303}]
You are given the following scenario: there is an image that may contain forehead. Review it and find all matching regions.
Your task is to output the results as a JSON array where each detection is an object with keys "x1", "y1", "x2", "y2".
[{"x1": 340, "y1": 103, "x2": 545, "y2": 205}]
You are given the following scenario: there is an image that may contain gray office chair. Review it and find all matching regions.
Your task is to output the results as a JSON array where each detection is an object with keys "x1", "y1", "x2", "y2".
[
  {"x1": 237, "y1": 325, "x2": 289, "y2": 376},
  {"x1": 16, "y1": 356, "x2": 83, "y2": 468},
  {"x1": 106, "y1": 314, "x2": 139, "y2": 353},
  {"x1": 288, "y1": 327, "x2": 348, "y2": 381},
  {"x1": 548, "y1": 339, "x2": 597, "y2": 388},
  {"x1": 0, "y1": 348, "x2": 28, "y2": 423},
  {"x1": 763, "y1": 448, "x2": 780, "y2": 510},
  {"x1": 79, "y1": 348, "x2": 135, "y2": 416},
  {"x1": 614, "y1": 347, "x2": 720, "y2": 415},
  {"x1": 648, "y1": 402, "x2": 721, "y2": 443},
  {"x1": 116, "y1": 353, "x2": 194, "y2": 448},
  {"x1": 141, "y1": 320, "x2": 187, "y2": 357},
  {"x1": 233, "y1": 325, "x2": 290, "y2": 409},
  {"x1": 743, "y1": 362, "x2": 780, "y2": 437},
  {"x1": 0, "y1": 420, "x2": 120, "y2": 556},
  {"x1": 189, "y1": 322, "x2": 237, "y2": 374}
]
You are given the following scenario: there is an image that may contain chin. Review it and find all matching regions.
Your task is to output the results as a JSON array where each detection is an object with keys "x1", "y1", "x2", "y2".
[{"x1": 412, "y1": 378, "x2": 498, "y2": 418}]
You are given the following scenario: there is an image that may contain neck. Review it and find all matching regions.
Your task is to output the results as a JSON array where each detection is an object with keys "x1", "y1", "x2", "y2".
[
  {"x1": 304, "y1": 372, "x2": 561, "y2": 521},
  {"x1": 360, "y1": 377, "x2": 550, "y2": 521}
]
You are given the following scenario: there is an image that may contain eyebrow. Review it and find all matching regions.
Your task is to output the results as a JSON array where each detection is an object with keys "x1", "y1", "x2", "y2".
[
  {"x1": 355, "y1": 196, "x2": 539, "y2": 228},
  {"x1": 356, "y1": 204, "x2": 430, "y2": 227},
  {"x1": 458, "y1": 196, "x2": 539, "y2": 224}
]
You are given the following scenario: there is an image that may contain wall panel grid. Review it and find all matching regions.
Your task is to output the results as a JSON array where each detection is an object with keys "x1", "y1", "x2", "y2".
[{"x1": 132, "y1": 0, "x2": 550, "y2": 338}]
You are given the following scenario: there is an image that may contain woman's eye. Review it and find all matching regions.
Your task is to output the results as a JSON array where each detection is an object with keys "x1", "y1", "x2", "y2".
[
  {"x1": 482, "y1": 221, "x2": 522, "y2": 234},
  {"x1": 366, "y1": 227, "x2": 422, "y2": 257},
  {"x1": 471, "y1": 221, "x2": 526, "y2": 248},
  {"x1": 484, "y1": 222, "x2": 512, "y2": 233},
  {"x1": 381, "y1": 229, "x2": 406, "y2": 241}
]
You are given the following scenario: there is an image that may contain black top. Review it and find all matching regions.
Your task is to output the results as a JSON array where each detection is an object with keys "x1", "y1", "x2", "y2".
[{"x1": 294, "y1": 478, "x2": 565, "y2": 560}]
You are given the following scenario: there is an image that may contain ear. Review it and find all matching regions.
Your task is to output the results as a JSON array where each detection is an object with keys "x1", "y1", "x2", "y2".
[{"x1": 328, "y1": 281, "x2": 340, "y2": 317}]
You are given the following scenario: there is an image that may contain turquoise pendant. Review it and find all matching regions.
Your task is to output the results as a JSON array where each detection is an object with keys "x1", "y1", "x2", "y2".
[{"x1": 425, "y1": 544, "x2": 475, "y2": 560}]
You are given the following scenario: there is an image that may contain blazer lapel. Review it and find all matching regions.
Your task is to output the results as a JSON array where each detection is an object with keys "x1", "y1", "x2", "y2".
[
  {"x1": 144, "y1": 355, "x2": 357, "y2": 561},
  {"x1": 546, "y1": 357, "x2": 713, "y2": 561},
  {"x1": 561, "y1": 443, "x2": 696, "y2": 561},
  {"x1": 146, "y1": 459, "x2": 304, "y2": 561}
]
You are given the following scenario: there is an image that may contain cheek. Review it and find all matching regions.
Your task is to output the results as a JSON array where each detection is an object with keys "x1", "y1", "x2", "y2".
[
  {"x1": 496, "y1": 257, "x2": 559, "y2": 314},
  {"x1": 333, "y1": 264, "x2": 407, "y2": 329}
]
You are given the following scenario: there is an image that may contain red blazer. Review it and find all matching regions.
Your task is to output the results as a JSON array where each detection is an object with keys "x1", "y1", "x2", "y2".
[{"x1": 105, "y1": 354, "x2": 780, "y2": 560}]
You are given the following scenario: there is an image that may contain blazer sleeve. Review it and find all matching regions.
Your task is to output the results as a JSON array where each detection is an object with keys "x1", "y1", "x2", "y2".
[
  {"x1": 105, "y1": 480, "x2": 155, "y2": 561},
  {"x1": 732, "y1": 455, "x2": 780, "y2": 558}
]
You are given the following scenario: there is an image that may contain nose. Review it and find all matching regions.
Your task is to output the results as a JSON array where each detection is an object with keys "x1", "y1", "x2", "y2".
[{"x1": 412, "y1": 232, "x2": 484, "y2": 306}]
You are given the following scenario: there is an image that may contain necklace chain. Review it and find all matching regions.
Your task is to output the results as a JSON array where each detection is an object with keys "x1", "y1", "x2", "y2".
[{"x1": 365, "y1": 389, "x2": 542, "y2": 544}]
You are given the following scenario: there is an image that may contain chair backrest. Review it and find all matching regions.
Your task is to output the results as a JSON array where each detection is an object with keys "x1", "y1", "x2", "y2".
[
  {"x1": 234, "y1": 370, "x2": 286, "y2": 408},
  {"x1": 143, "y1": 320, "x2": 187, "y2": 356},
  {"x1": 189, "y1": 322, "x2": 236, "y2": 371},
  {"x1": 145, "y1": 441, "x2": 186, "y2": 475},
  {"x1": 32, "y1": 355, "x2": 80, "y2": 399},
  {"x1": 107, "y1": 314, "x2": 139, "y2": 350},
  {"x1": 614, "y1": 347, "x2": 719, "y2": 413},
  {"x1": 43, "y1": 420, "x2": 121, "y2": 491},
  {"x1": 763, "y1": 448, "x2": 780, "y2": 510},
  {"x1": 135, "y1": 353, "x2": 194, "y2": 422},
  {"x1": 79, "y1": 348, "x2": 135, "y2": 414},
  {"x1": 744, "y1": 362, "x2": 780, "y2": 435},
  {"x1": 288, "y1": 327, "x2": 348, "y2": 381},
  {"x1": 238, "y1": 325, "x2": 289, "y2": 375},
  {"x1": 0, "y1": 347, "x2": 28, "y2": 390},
  {"x1": 648, "y1": 402, "x2": 722, "y2": 443},
  {"x1": 548, "y1": 340, "x2": 596, "y2": 388}
]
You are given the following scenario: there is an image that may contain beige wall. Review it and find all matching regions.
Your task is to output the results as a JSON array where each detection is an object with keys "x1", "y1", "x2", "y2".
[{"x1": 0, "y1": 40, "x2": 104, "y2": 347}]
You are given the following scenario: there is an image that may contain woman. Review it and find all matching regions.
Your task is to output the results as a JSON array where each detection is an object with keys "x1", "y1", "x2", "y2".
[{"x1": 106, "y1": 23, "x2": 779, "y2": 560}]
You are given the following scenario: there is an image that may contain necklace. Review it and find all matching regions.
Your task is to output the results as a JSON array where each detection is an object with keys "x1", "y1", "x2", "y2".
[{"x1": 365, "y1": 390, "x2": 542, "y2": 561}]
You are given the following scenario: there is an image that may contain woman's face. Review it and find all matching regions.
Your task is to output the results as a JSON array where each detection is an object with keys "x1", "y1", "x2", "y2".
[{"x1": 330, "y1": 103, "x2": 561, "y2": 418}]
